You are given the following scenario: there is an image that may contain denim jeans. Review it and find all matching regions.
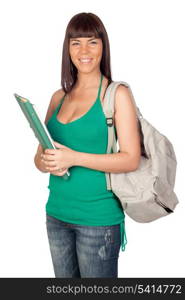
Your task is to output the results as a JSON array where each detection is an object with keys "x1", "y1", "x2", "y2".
[{"x1": 46, "y1": 213, "x2": 121, "y2": 278}]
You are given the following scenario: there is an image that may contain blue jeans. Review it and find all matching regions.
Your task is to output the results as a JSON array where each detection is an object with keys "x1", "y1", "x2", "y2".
[{"x1": 46, "y1": 214, "x2": 121, "y2": 278}]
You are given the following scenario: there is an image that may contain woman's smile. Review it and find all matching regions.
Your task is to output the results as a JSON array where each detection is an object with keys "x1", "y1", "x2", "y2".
[{"x1": 79, "y1": 58, "x2": 93, "y2": 64}]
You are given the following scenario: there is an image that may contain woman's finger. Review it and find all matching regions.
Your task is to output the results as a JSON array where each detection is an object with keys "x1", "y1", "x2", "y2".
[
  {"x1": 42, "y1": 160, "x2": 57, "y2": 168},
  {"x1": 46, "y1": 166, "x2": 61, "y2": 171},
  {"x1": 42, "y1": 154, "x2": 55, "y2": 161}
]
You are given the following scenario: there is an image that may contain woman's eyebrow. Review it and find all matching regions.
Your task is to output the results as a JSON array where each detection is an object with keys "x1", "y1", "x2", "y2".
[{"x1": 70, "y1": 37, "x2": 97, "y2": 41}]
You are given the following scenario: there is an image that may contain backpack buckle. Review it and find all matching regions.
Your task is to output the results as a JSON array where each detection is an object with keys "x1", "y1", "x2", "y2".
[{"x1": 106, "y1": 117, "x2": 113, "y2": 127}]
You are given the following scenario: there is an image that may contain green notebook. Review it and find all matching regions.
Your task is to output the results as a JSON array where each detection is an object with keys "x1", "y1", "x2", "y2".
[{"x1": 14, "y1": 93, "x2": 70, "y2": 180}]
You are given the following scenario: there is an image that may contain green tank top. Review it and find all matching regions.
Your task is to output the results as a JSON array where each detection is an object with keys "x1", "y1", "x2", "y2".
[{"x1": 46, "y1": 74, "x2": 127, "y2": 251}]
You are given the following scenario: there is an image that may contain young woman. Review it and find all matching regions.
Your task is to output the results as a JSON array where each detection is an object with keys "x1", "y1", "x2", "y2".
[{"x1": 34, "y1": 12, "x2": 141, "y2": 278}]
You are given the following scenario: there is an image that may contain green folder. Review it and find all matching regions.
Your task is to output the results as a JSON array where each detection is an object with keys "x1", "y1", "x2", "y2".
[{"x1": 14, "y1": 93, "x2": 70, "y2": 180}]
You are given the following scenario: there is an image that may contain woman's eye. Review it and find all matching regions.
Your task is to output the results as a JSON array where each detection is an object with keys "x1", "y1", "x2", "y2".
[{"x1": 71, "y1": 41, "x2": 97, "y2": 46}]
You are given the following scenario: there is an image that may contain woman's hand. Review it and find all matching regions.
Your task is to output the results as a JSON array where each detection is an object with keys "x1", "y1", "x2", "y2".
[
  {"x1": 41, "y1": 141, "x2": 78, "y2": 176},
  {"x1": 34, "y1": 144, "x2": 49, "y2": 173}
]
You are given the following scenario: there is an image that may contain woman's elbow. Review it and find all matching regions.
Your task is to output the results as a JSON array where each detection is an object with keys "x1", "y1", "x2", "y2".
[{"x1": 131, "y1": 154, "x2": 141, "y2": 171}]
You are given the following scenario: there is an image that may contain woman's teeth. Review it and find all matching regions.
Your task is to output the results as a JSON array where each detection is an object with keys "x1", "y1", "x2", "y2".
[{"x1": 79, "y1": 59, "x2": 93, "y2": 63}]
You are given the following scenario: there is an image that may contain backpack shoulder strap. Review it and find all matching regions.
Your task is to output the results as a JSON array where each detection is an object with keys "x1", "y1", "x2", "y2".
[
  {"x1": 103, "y1": 81, "x2": 143, "y2": 119},
  {"x1": 103, "y1": 81, "x2": 142, "y2": 190}
]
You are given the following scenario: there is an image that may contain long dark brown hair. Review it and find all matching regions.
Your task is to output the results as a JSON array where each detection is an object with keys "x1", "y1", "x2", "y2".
[
  {"x1": 61, "y1": 12, "x2": 113, "y2": 93},
  {"x1": 60, "y1": 12, "x2": 147, "y2": 158}
]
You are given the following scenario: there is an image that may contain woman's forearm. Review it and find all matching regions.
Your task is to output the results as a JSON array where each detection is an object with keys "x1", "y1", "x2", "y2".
[{"x1": 74, "y1": 151, "x2": 138, "y2": 173}]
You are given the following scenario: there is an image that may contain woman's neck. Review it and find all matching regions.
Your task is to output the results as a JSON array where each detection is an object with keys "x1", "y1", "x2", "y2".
[{"x1": 75, "y1": 71, "x2": 102, "y2": 90}]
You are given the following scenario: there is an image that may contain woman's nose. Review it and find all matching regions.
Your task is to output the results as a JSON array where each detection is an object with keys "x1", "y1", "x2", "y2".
[{"x1": 80, "y1": 44, "x2": 89, "y2": 54}]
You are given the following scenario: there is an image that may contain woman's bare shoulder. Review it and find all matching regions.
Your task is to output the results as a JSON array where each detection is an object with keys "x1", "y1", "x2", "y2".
[
  {"x1": 44, "y1": 88, "x2": 65, "y2": 124},
  {"x1": 51, "y1": 88, "x2": 66, "y2": 108}
]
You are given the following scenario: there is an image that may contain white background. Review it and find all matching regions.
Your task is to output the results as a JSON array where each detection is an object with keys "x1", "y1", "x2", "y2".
[{"x1": 0, "y1": 0, "x2": 184, "y2": 277}]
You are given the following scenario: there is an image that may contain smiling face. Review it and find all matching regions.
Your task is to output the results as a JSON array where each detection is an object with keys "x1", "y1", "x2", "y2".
[{"x1": 69, "y1": 36, "x2": 103, "y2": 74}]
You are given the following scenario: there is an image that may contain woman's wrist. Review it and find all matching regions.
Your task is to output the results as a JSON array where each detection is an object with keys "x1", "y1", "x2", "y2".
[{"x1": 73, "y1": 150, "x2": 82, "y2": 166}]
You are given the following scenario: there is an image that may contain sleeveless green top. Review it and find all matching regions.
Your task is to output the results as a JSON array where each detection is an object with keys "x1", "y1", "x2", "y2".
[{"x1": 46, "y1": 74, "x2": 127, "y2": 251}]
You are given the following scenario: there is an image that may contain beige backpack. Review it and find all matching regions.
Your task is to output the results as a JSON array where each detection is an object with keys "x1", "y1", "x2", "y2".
[{"x1": 103, "y1": 81, "x2": 179, "y2": 222}]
